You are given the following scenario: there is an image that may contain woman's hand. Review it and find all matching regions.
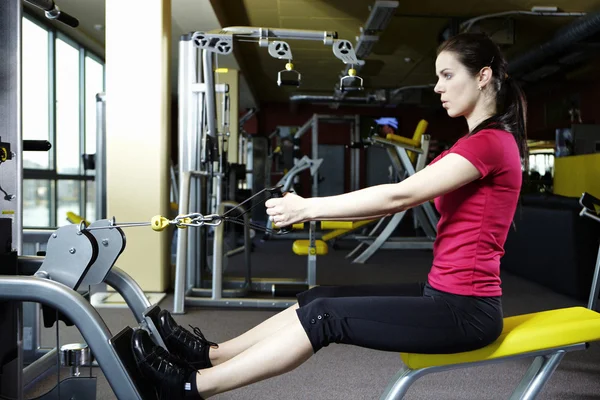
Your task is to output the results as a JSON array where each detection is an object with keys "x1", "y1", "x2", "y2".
[{"x1": 265, "y1": 192, "x2": 309, "y2": 227}]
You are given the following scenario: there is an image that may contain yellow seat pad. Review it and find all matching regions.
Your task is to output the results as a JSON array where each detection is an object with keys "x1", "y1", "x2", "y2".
[
  {"x1": 321, "y1": 219, "x2": 376, "y2": 241},
  {"x1": 292, "y1": 240, "x2": 328, "y2": 255},
  {"x1": 401, "y1": 307, "x2": 600, "y2": 369},
  {"x1": 385, "y1": 133, "x2": 421, "y2": 148}
]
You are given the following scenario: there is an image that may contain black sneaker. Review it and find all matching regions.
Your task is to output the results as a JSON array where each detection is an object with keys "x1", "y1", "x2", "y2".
[
  {"x1": 158, "y1": 309, "x2": 219, "y2": 370},
  {"x1": 132, "y1": 328, "x2": 201, "y2": 400}
]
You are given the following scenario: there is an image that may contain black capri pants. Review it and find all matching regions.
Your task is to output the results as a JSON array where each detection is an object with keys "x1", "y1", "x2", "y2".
[{"x1": 295, "y1": 282, "x2": 503, "y2": 354}]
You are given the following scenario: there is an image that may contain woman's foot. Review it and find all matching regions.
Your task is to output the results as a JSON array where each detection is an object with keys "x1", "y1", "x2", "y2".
[
  {"x1": 158, "y1": 309, "x2": 219, "y2": 369},
  {"x1": 132, "y1": 328, "x2": 203, "y2": 400}
]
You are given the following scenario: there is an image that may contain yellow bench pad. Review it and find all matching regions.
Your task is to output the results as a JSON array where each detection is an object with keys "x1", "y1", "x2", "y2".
[
  {"x1": 293, "y1": 240, "x2": 328, "y2": 256},
  {"x1": 321, "y1": 219, "x2": 376, "y2": 241},
  {"x1": 320, "y1": 220, "x2": 375, "y2": 230},
  {"x1": 320, "y1": 221, "x2": 354, "y2": 230},
  {"x1": 401, "y1": 306, "x2": 600, "y2": 369}
]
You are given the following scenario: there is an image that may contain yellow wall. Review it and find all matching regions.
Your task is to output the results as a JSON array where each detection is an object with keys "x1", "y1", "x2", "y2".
[
  {"x1": 554, "y1": 153, "x2": 600, "y2": 198},
  {"x1": 105, "y1": 0, "x2": 171, "y2": 291},
  {"x1": 215, "y1": 68, "x2": 239, "y2": 162}
]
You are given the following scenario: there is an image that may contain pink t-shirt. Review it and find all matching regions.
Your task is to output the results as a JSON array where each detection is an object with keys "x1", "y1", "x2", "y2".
[{"x1": 427, "y1": 129, "x2": 522, "y2": 297}]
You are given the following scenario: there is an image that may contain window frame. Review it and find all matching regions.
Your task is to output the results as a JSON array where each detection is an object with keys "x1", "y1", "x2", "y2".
[{"x1": 22, "y1": 12, "x2": 105, "y2": 228}]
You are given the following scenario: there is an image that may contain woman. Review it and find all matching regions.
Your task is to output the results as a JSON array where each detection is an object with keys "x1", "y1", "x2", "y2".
[{"x1": 132, "y1": 32, "x2": 528, "y2": 400}]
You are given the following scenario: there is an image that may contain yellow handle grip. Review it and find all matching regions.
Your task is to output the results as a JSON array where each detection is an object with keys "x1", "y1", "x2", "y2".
[{"x1": 66, "y1": 211, "x2": 90, "y2": 226}]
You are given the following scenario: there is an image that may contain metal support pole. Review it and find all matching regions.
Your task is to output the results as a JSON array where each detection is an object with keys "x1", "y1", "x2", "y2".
[
  {"x1": 1, "y1": 3, "x2": 23, "y2": 399},
  {"x1": 1, "y1": 0, "x2": 23, "y2": 253},
  {"x1": 212, "y1": 176, "x2": 224, "y2": 300},
  {"x1": 312, "y1": 114, "x2": 319, "y2": 197},
  {"x1": 307, "y1": 221, "x2": 317, "y2": 286},
  {"x1": 588, "y1": 243, "x2": 600, "y2": 311},
  {"x1": 293, "y1": 117, "x2": 314, "y2": 140},
  {"x1": 95, "y1": 93, "x2": 106, "y2": 219},
  {"x1": 203, "y1": 50, "x2": 217, "y2": 139},
  {"x1": 219, "y1": 26, "x2": 336, "y2": 43},
  {"x1": 352, "y1": 114, "x2": 360, "y2": 191},
  {"x1": 104, "y1": 267, "x2": 152, "y2": 324},
  {"x1": 173, "y1": 171, "x2": 191, "y2": 314},
  {"x1": 509, "y1": 352, "x2": 566, "y2": 400}
]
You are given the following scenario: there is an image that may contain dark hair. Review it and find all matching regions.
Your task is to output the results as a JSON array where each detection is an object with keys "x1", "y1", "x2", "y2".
[{"x1": 437, "y1": 33, "x2": 528, "y2": 165}]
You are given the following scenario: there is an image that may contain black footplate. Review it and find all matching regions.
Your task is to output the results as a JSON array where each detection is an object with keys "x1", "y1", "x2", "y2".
[
  {"x1": 110, "y1": 326, "x2": 158, "y2": 400},
  {"x1": 581, "y1": 192, "x2": 600, "y2": 215},
  {"x1": 142, "y1": 304, "x2": 168, "y2": 349},
  {"x1": 143, "y1": 304, "x2": 161, "y2": 328}
]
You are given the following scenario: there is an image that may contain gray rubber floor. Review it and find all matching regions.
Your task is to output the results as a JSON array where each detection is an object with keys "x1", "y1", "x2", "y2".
[{"x1": 26, "y1": 239, "x2": 600, "y2": 399}]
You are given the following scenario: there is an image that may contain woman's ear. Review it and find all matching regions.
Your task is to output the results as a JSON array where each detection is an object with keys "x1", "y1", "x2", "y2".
[{"x1": 479, "y1": 66, "x2": 493, "y2": 89}]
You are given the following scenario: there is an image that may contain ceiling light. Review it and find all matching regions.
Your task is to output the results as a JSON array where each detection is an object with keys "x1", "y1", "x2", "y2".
[{"x1": 531, "y1": 6, "x2": 559, "y2": 12}]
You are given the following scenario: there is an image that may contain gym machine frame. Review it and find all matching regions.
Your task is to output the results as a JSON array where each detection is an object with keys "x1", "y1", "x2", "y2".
[
  {"x1": 173, "y1": 27, "x2": 364, "y2": 314},
  {"x1": 265, "y1": 113, "x2": 362, "y2": 237},
  {"x1": 1, "y1": 2, "x2": 163, "y2": 398},
  {"x1": 11, "y1": 215, "x2": 182, "y2": 400},
  {"x1": 295, "y1": 113, "x2": 362, "y2": 197}
]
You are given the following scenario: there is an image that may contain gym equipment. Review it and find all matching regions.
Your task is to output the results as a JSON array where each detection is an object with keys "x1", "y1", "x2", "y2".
[
  {"x1": 173, "y1": 184, "x2": 321, "y2": 312},
  {"x1": 174, "y1": 26, "x2": 365, "y2": 315},
  {"x1": 264, "y1": 155, "x2": 323, "y2": 239},
  {"x1": 348, "y1": 120, "x2": 438, "y2": 263},
  {"x1": 7, "y1": 224, "x2": 145, "y2": 399},
  {"x1": 278, "y1": 62, "x2": 301, "y2": 87},
  {"x1": 333, "y1": 40, "x2": 364, "y2": 92},
  {"x1": 2, "y1": 2, "x2": 166, "y2": 397},
  {"x1": 16, "y1": 216, "x2": 188, "y2": 399},
  {"x1": 340, "y1": 68, "x2": 364, "y2": 92},
  {"x1": 0, "y1": 2, "x2": 70, "y2": 396},
  {"x1": 292, "y1": 114, "x2": 362, "y2": 198},
  {"x1": 291, "y1": 221, "x2": 321, "y2": 290},
  {"x1": 269, "y1": 41, "x2": 301, "y2": 87},
  {"x1": 379, "y1": 191, "x2": 600, "y2": 399}
]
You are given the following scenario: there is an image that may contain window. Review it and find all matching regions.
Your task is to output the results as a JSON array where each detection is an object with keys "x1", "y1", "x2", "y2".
[
  {"x1": 23, "y1": 179, "x2": 53, "y2": 228},
  {"x1": 22, "y1": 15, "x2": 104, "y2": 228},
  {"x1": 22, "y1": 18, "x2": 50, "y2": 170},
  {"x1": 529, "y1": 153, "x2": 555, "y2": 176},
  {"x1": 55, "y1": 38, "x2": 81, "y2": 175}
]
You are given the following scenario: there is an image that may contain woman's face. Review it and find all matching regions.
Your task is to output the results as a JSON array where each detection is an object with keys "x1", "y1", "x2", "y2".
[{"x1": 434, "y1": 51, "x2": 480, "y2": 118}]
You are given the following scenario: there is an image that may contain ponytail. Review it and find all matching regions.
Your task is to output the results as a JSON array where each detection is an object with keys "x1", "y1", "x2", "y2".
[{"x1": 471, "y1": 76, "x2": 529, "y2": 169}]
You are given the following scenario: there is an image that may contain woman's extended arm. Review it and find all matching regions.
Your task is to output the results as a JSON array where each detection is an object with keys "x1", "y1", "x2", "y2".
[{"x1": 265, "y1": 153, "x2": 481, "y2": 226}]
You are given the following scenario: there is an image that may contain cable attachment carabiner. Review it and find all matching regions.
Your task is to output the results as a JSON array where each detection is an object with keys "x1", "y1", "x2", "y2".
[
  {"x1": 201, "y1": 214, "x2": 223, "y2": 226},
  {"x1": 172, "y1": 213, "x2": 204, "y2": 228}
]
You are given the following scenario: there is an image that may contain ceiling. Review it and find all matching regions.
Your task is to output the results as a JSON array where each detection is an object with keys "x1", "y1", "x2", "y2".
[{"x1": 23, "y1": 0, "x2": 600, "y2": 109}]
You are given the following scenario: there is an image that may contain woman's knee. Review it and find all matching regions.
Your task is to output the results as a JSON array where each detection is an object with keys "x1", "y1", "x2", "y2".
[
  {"x1": 296, "y1": 297, "x2": 342, "y2": 352},
  {"x1": 296, "y1": 285, "x2": 344, "y2": 306}
]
